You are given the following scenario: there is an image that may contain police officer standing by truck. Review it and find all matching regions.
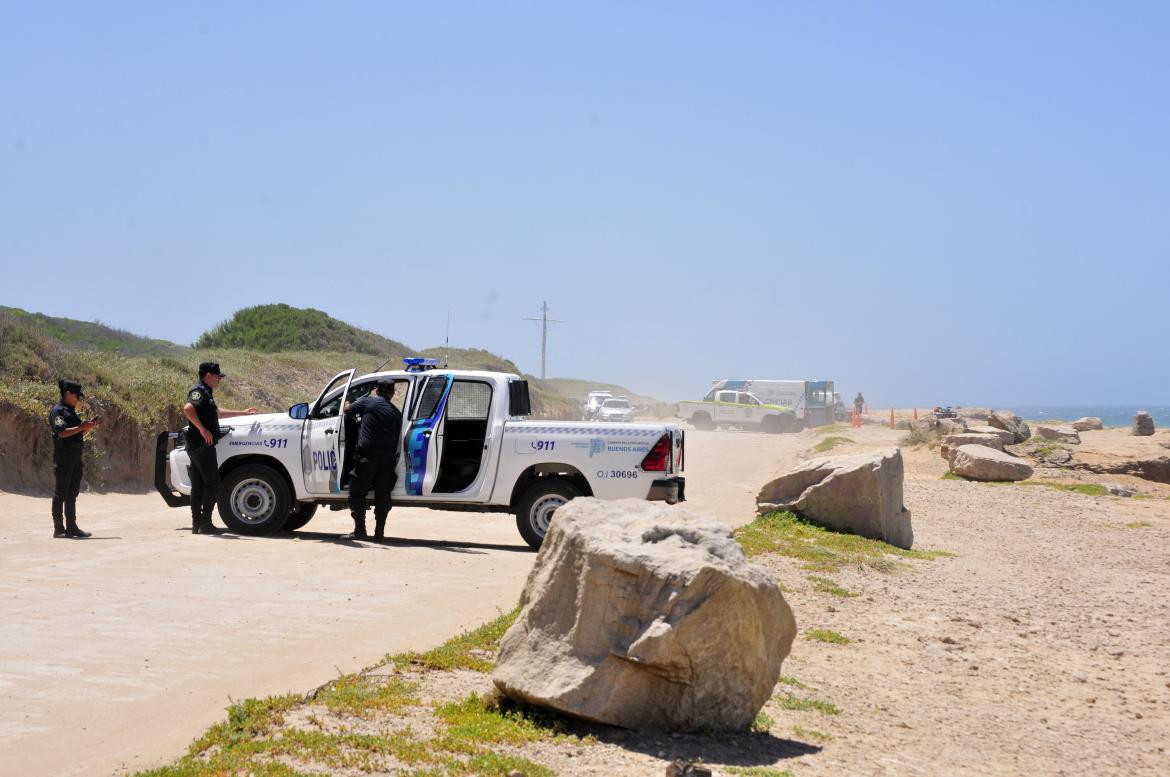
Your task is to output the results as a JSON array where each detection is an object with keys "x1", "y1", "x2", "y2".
[
  {"x1": 48, "y1": 379, "x2": 100, "y2": 538},
  {"x1": 343, "y1": 379, "x2": 402, "y2": 541},
  {"x1": 182, "y1": 362, "x2": 257, "y2": 535}
]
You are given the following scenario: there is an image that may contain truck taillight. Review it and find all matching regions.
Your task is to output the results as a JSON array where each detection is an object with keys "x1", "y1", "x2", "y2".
[{"x1": 641, "y1": 433, "x2": 672, "y2": 472}]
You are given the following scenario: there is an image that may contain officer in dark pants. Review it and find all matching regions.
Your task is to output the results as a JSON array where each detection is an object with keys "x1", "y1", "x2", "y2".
[
  {"x1": 182, "y1": 362, "x2": 257, "y2": 535},
  {"x1": 48, "y1": 379, "x2": 100, "y2": 538},
  {"x1": 343, "y1": 379, "x2": 402, "y2": 540}
]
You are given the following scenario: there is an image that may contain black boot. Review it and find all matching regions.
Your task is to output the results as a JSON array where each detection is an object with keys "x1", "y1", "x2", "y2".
[
  {"x1": 65, "y1": 517, "x2": 91, "y2": 538},
  {"x1": 199, "y1": 519, "x2": 226, "y2": 535},
  {"x1": 191, "y1": 515, "x2": 202, "y2": 534},
  {"x1": 53, "y1": 516, "x2": 67, "y2": 538},
  {"x1": 373, "y1": 518, "x2": 386, "y2": 541},
  {"x1": 343, "y1": 517, "x2": 368, "y2": 540}
]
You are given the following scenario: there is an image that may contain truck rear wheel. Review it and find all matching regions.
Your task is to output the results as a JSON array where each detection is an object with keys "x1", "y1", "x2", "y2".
[
  {"x1": 217, "y1": 464, "x2": 291, "y2": 535},
  {"x1": 515, "y1": 479, "x2": 581, "y2": 550},
  {"x1": 691, "y1": 412, "x2": 713, "y2": 431},
  {"x1": 284, "y1": 502, "x2": 318, "y2": 532}
]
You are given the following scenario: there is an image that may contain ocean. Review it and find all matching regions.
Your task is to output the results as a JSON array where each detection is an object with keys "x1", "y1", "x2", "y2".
[{"x1": 1006, "y1": 406, "x2": 1170, "y2": 429}]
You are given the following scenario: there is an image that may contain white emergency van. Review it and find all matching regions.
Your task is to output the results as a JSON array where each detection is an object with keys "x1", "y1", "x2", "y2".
[{"x1": 699, "y1": 379, "x2": 836, "y2": 427}]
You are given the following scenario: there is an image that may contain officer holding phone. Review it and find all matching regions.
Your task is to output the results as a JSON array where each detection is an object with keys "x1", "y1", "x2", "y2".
[
  {"x1": 182, "y1": 362, "x2": 258, "y2": 535},
  {"x1": 48, "y1": 379, "x2": 99, "y2": 538}
]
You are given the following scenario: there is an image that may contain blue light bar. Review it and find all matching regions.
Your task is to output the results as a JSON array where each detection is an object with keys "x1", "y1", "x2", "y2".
[{"x1": 403, "y1": 357, "x2": 440, "y2": 372}]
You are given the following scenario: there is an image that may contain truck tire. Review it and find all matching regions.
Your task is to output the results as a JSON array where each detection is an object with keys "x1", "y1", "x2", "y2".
[
  {"x1": 217, "y1": 464, "x2": 291, "y2": 535},
  {"x1": 515, "y1": 479, "x2": 581, "y2": 550},
  {"x1": 691, "y1": 412, "x2": 713, "y2": 431},
  {"x1": 284, "y1": 502, "x2": 318, "y2": 532}
]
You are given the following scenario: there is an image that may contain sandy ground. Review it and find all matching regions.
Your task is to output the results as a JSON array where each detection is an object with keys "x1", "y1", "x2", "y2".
[
  {"x1": 4, "y1": 423, "x2": 1169, "y2": 776},
  {"x1": 0, "y1": 427, "x2": 792, "y2": 777}
]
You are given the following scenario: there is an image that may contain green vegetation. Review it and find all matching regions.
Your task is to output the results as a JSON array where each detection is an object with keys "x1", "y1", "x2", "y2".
[
  {"x1": 314, "y1": 673, "x2": 420, "y2": 717},
  {"x1": 778, "y1": 675, "x2": 809, "y2": 689},
  {"x1": 195, "y1": 303, "x2": 411, "y2": 355},
  {"x1": 776, "y1": 693, "x2": 840, "y2": 715},
  {"x1": 941, "y1": 471, "x2": 964, "y2": 481},
  {"x1": 734, "y1": 511, "x2": 953, "y2": 571},
  {"x1": 751, "y1": 710, "x2": 775, "y2": 732},
  {"x1": 792, "y1": 724, "x2": 833, "y2": 742},
  {"x1": 391, "y1": 605, "x2": 520, "y2": 672},
  {"x1": 726, "y1": 767, "x2": 795, "y2": 777},
  {"x1": 1125, "y1": 521, "x2": 1153, "y2": 529},
  {"x1": 812, "y1": 436, "x2": 853, "y2": 453},
  {"x1": 807, "y1": 575, "x2": 857, "y2": 598},
  {"x1": 0, "y1": 305, "x2": 185, "y2": 357},
  {"x1": 805, "y1": 629, "x2": 852, "y2": 645}
]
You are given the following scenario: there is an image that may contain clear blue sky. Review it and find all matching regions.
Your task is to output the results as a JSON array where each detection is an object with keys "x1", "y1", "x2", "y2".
[{"x1": 2, "y1": 2, "x2": 1167, "y2": 405}]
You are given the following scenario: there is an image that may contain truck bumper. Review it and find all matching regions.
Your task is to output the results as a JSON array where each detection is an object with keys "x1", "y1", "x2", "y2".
[
  {"x1": 648, "y1": 476, "x2": 686, "y2": 505},
  {"x1": 155, "y1": 431, "x2": 191, "y2": 508}
]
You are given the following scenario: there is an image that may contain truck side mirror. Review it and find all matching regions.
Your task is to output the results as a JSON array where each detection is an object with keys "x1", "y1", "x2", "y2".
[
  {"x1": 289, "y1": 403, "x2": 309, "y2": 420},
  {"x1": 509, "y1": 380, "x2": 531, "y2": 417}
]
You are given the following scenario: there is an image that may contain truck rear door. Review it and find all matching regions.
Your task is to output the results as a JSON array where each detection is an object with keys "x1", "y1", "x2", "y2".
[{"x1": 403, "y1": 373, "x2": 453, "y2": 496}]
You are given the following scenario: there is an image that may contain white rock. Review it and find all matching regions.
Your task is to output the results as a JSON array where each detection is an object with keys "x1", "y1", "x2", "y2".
[
  {"x1": 1071, "y1": 417, "x2": 1103, "y2": 431},
  {"x1": 492, "y1": 499, "x2": 796, "y2": 732},
  {"x1": 1035, "y1": 425, "x2": 1081, "y2": 445},
  {"x1": 950, "y1": 445, "x2": 1034, "y2": 482}
]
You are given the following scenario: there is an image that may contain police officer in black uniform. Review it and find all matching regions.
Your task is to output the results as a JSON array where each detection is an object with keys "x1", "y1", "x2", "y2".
[
  {"x1": 182, "y1": 362, "x2": 257, "y2": 535},
  {"x1": 343, "y1": 379, "x2": 402, "y2": 540},
  {"x1": 48, "y1": 379, "x2": 100, "y2": 538}
]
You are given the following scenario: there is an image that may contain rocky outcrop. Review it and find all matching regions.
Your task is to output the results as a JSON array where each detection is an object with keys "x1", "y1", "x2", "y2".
[
  {"x1": 950, "y1": 445, "x2": 1034, "y2": 482},
  {"x1": 1133, "y1": 412, "x2": 1155, "y2": 436},
  {"x1": 957, "y1": 407, "x2": 992, "y2": 421},
  {"x1": 937, "y1": 417, "x2": 968, "y2": 435},
  {"x1": 988, "y1": 410, "x2": 1032, "y2": 443},
  {"x1": 968, "y1": 425, "x2": 1016, "y2": 445},
  {"x1": 939, "y1": 432, "x2": 1005, "y2": 464},
  {"x1": 1036, "y1": 425, "x2": 1081, "y2": 445},
  {"x1": 756, "y1": 448, "x2": 913, "y2": 549},
  {"x1": 1072, "y1": 417, "x2": 1103, "y2": 432},
  {"x1": 493, "y1": 499, "x2": 796, "y2": 732}
]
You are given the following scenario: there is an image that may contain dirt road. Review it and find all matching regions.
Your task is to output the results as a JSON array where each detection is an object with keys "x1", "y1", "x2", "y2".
[{"x1": 0, "y1": 428, "x2": 798, "y2": 777}]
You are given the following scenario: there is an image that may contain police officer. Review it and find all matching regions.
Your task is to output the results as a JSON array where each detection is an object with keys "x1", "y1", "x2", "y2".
[
  {"x1": 182, "y1": 362, "x2": 257, "y2": 535},
  {"x1": 48, "y1": 379, "x2": 100, "y2": 538},
  {"x1": 854, "y1": 392, "x2": 866, "y2": 414},
  {"x1": 343, "y1": 379, "x2": 402, "y2": 540}
]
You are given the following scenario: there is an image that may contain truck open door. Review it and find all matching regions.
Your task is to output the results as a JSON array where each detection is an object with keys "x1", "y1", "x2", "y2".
[
  {"x1": 404, "y1": 373, "x2": 453, "y2": 496},
  {"x1": 302, "y1": 369, "x2": 356, "y2": 495}
]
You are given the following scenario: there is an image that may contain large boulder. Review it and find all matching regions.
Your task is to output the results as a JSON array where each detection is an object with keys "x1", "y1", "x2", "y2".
[
  {"x1": 937, "y1": 417, "x2": 968, "y2": 435},
  {"x1": 968, "y1": 425, "x2": 1016, "y2": 445},
  {"x1": 1133, "y1": 412, "x2": 1155, "y2": 436},
  {"x1": 950, "y1": 445, "x2": 1034, "y2": 482},
  {"x1": 1036, "y1": 425, "x2": 1081, "y2": 445},
  {"x1": 957, "y1": 407, "x2": 992, "y2": 421},
  {"x1": 1072, "y1": 417, "x2": 1103, "y2": 432},
  {"x1": 755, "y1": 448, "x2": 913, "y2": 549},
  {"x1": 988, "y1": 410, "x2": 1032, "y2": 443},
  {"x1": 939, "y1": 432, "x2": 1005, "y2": 464},
  {"x1": 492, "y1": 499, "x2": 796, "y2": 732}
]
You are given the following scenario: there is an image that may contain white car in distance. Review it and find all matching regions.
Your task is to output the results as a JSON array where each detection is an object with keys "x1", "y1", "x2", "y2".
[{"x1": 597, "y1": 397, "x2": 635, "y2": 423}]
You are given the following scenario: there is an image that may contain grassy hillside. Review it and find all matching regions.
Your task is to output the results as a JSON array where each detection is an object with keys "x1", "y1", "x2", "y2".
[
  {"x1": 194, "y1": 303, "x2": 411, "y2": 355},
  {"x1": 0, "y1": 306, "x2": 185, "y2": 358}
]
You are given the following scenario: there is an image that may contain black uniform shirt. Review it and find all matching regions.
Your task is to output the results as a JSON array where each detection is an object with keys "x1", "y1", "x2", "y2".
[
  {"x1": 185, "y1": 380, "x2": 220, "y2": 449},
  {"x1": 48, "y1": 402, "x2": 83, "y2": 448},
  {"x1": 348, "y1": 395, "x2": 402, "y2": 453}
]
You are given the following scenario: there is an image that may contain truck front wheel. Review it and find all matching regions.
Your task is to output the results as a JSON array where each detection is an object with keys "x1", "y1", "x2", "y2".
[
  {"x1": 217, "y1": 464, "x2": 292, "y2": 535},
  {"x1": 691, "y1": 412, "x2": 713, "y2": 431},
  {"x1": 515, "y1": 479, "x2": 581, "y2": 550},
  {"x1": 284, "y1": 502, "x2": 318, "y2": 532}
]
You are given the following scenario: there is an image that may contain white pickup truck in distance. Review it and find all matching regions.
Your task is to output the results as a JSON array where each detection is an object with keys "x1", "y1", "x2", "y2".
[
  {"x1": 156, "y1": 360, "x2": 685, "y2": 548},
  {"x1": 677, "y1": 389, "x2": 799, "y2": 433}
]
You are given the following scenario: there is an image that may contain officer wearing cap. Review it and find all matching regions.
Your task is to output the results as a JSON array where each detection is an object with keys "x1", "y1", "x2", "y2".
[
  {"x1": 182, "y1": 362, "x2": 257, "y2": 535},
  {"x1": 48, "y1": 379, "x2": 101, "y2": 538},
  {"x1": 342, "y1": 379, "x2": 402, "y2": 540}
]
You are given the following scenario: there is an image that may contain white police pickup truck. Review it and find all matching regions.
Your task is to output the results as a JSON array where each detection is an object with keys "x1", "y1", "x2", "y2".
[{"x1": 156, "y1": 359, "x2": 685, "y2": 548}]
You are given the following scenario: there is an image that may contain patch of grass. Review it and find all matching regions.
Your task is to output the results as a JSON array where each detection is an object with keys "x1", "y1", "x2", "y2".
[
  {"x1": 777, "y1": 694, "x2": 841, "y2": 715},
  {"x1": 1125, "y1": 521, "x2": 1153, "y2": 529},
  {"x1": 941, "y1": 471, "x2": 965, "y2": 481},
  {"x1": 726, "y1": 768, "x2": 795, "y2": 777},
  {"x1": 433, "y1": 693, "x2": 571, "y2": 753},
  {"x1": 314, "y1": 673, "x2": 420, "y2": 717},
  {"x1": 805, "y1": 629, "x2": 852, "y2": 645},
  {"x1": 188, "y1": 694, "x2": 302, "y2": 754},
  {"x1": 734, "y1": 511, "x2": 954, "y2": 570},
  {"x1": 778, "y1": 675, "x2": 809, "y2": 689},
  {"x1": 751, "y1": 710, "x2": 775, "y2": 732},
  {"x1": 807, "y1": 574, "x2": 857, "y2": 598},
  {"x1": 391, "y1": 605, "x2": 521, "y2": 672},
  {"x1": 792, "y1": 724, "x2": 833, "y2": 742},
  {"x1": 812, "y1": 436, "x2": 853, "y2": 453}
]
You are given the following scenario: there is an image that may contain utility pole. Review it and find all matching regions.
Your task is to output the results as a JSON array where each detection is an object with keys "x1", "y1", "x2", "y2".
[{"x1": 522, "y1": 300, "x2": 564, "y2": 379}]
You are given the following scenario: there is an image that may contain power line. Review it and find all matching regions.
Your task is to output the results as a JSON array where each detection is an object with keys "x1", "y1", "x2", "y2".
[{"x1": 522, "y1": 300, "x2": 565, "y2": 380}]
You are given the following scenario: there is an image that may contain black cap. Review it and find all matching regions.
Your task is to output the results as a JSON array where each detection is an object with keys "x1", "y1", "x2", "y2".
[
  {"x1": 198, "y1": 362, "x2": 226, "y2": 378},
  {"x1": 59, "y1": 379, "x2": 85, "y2": 398}
]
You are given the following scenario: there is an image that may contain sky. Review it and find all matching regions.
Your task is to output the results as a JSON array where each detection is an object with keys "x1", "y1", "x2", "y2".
[{"x1": 1, "y1": 2, "x2": 1167, "y2": 405}]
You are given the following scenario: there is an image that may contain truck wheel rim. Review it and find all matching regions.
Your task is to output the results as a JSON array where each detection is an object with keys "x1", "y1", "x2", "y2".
[
  {"x1": 230, "y1": 478, "x2": 276, "y2": 524},
  {"x1": 531, "y1": 494, "x2": 567, "y2": 535}
]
